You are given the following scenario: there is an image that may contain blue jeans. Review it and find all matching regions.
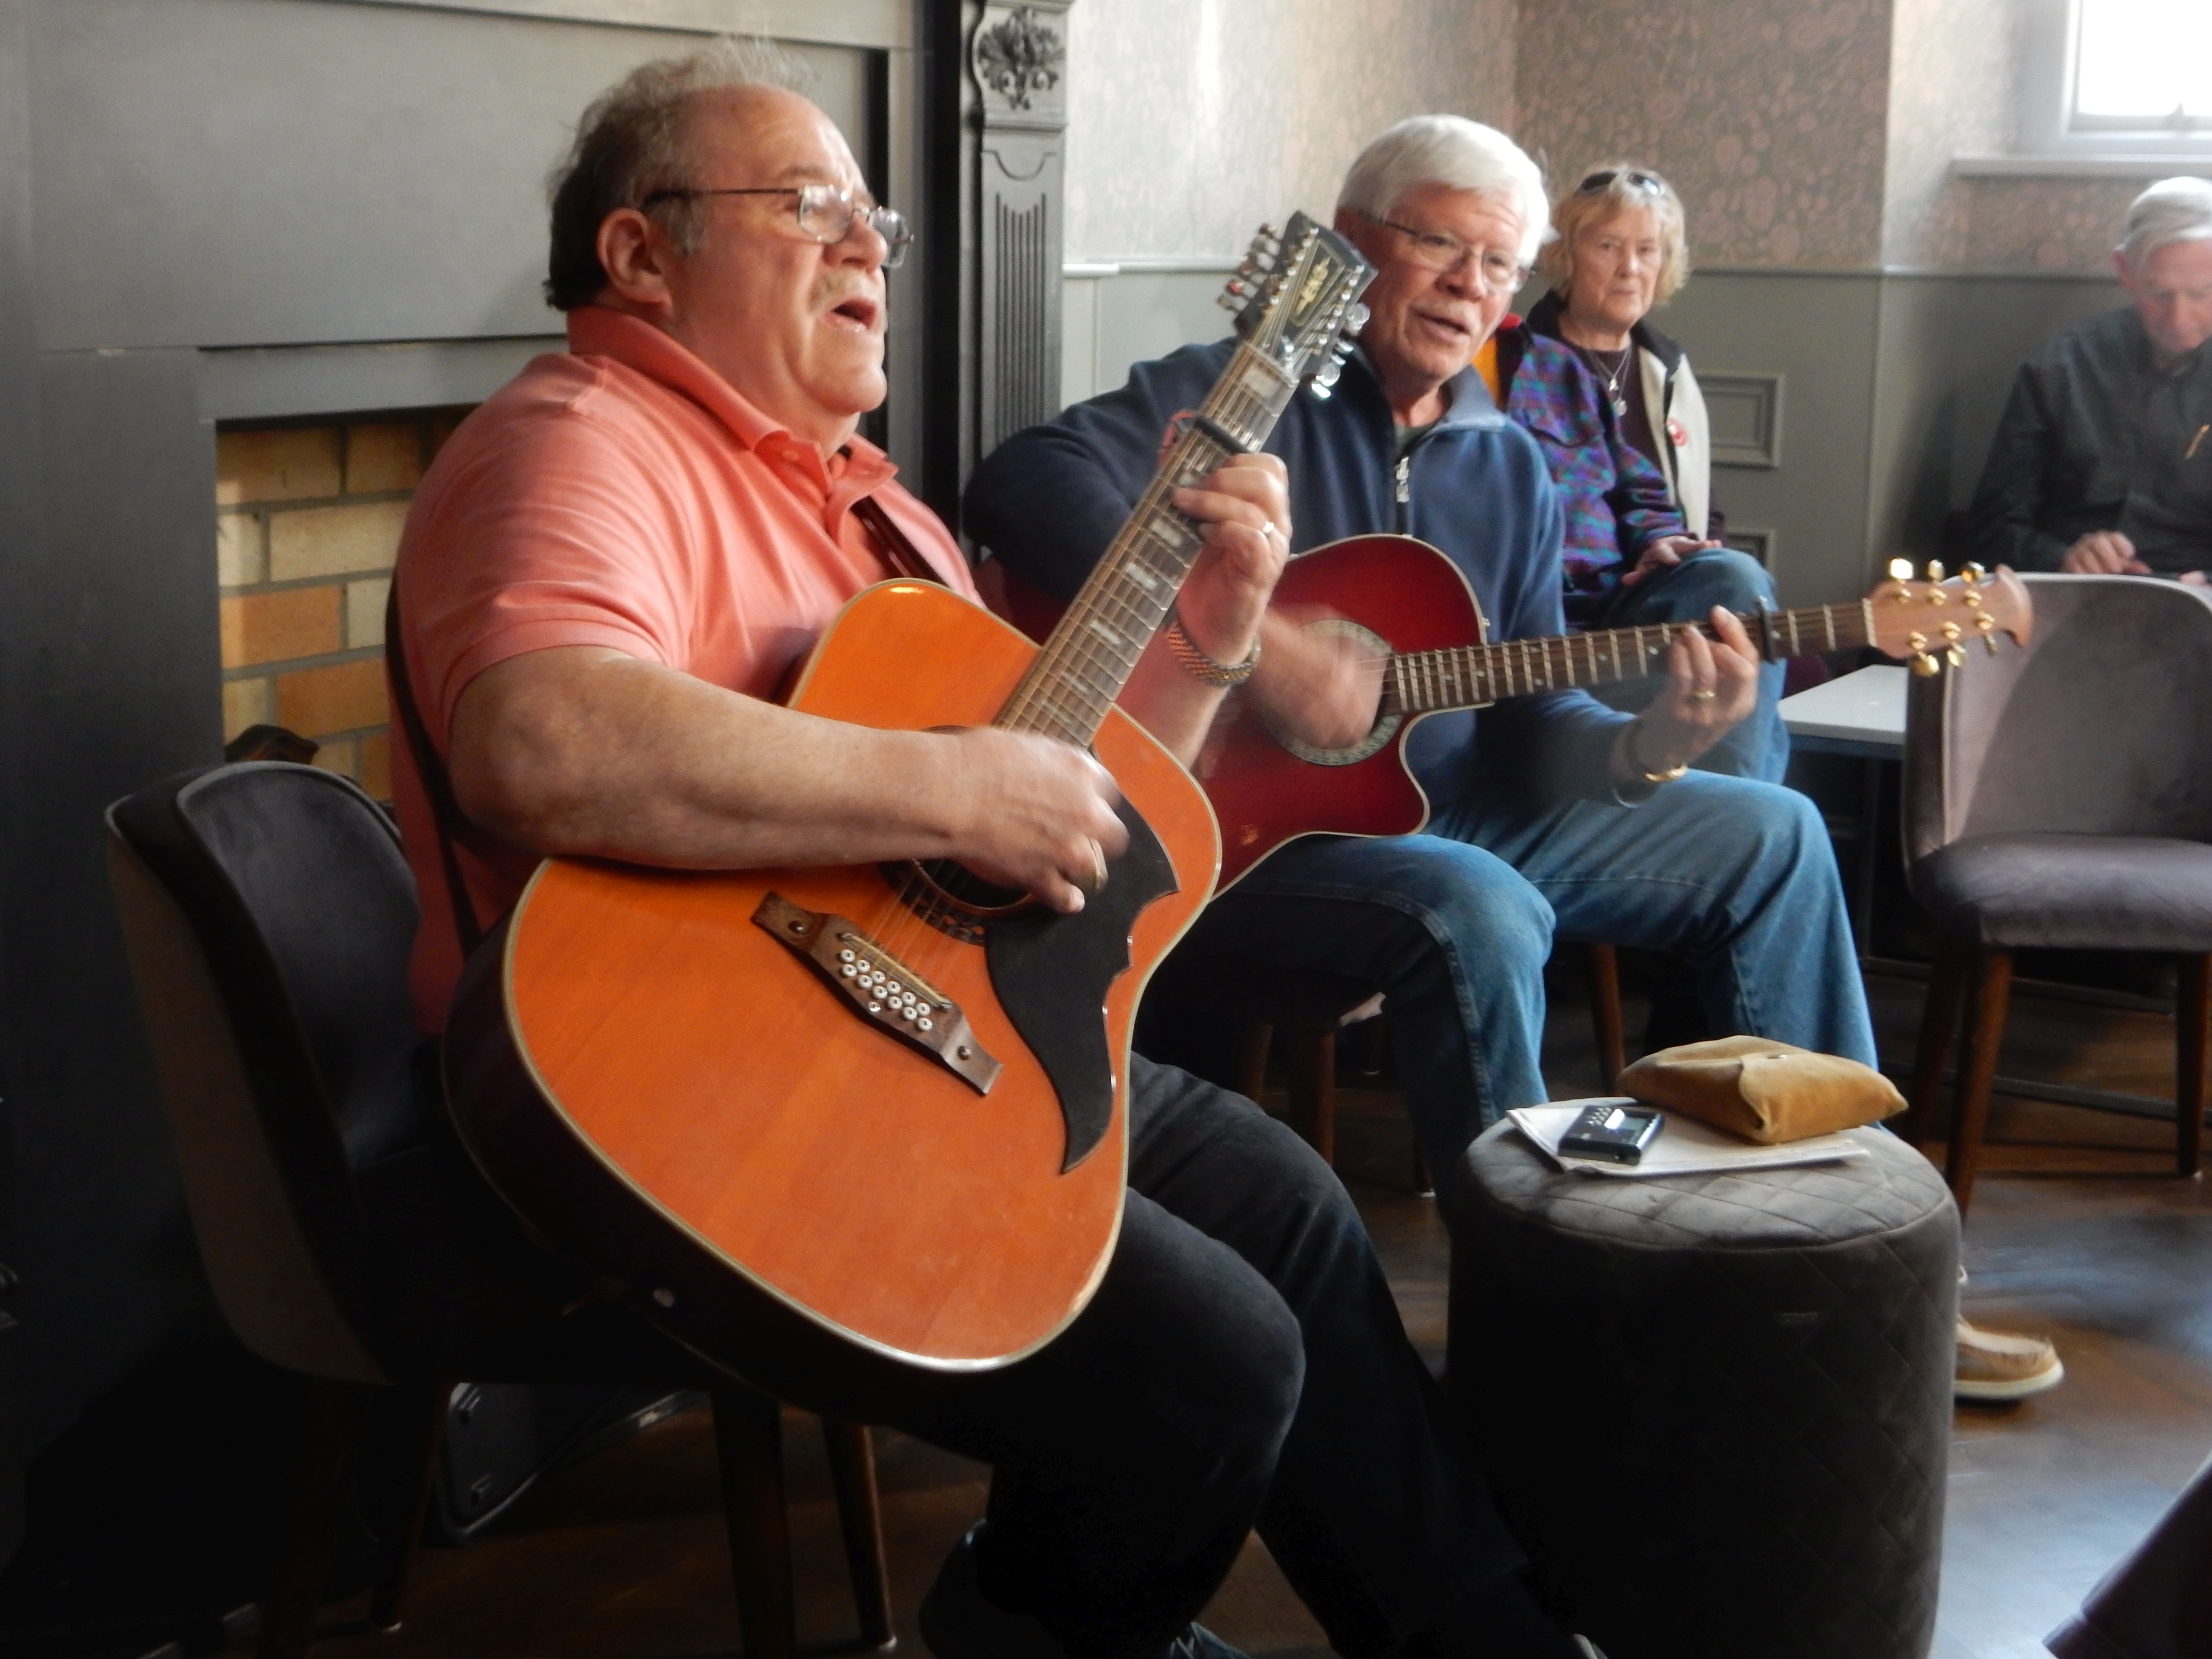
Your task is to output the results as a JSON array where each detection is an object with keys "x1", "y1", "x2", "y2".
[
  {"x1": 1589, "y1": 548, "x2": 1790, "y2": 783},
  {"x1": 1164, "y1": 772, "x2": 1875, "y2": 1178}
]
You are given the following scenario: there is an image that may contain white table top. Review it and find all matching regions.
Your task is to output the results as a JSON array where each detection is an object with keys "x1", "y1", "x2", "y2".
[{"x1": 1778, "y1": 664, "x2": 1906, "y2": 753}]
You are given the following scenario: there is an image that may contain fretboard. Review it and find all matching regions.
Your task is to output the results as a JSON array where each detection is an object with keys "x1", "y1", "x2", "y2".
[
  {"x1": 1388, "y1": 600, "x2": 1880, "y2": 715},
  {"x1": 997, "y1": 345, "x2": 1300, "y2": 745}
]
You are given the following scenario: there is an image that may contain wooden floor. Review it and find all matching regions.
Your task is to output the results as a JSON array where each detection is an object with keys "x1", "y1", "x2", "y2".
[{"x1": 306, "y1": 964, "x2": 2212, "y2": 1659}]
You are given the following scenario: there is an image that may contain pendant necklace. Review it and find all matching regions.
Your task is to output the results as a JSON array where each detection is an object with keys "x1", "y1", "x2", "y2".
[{"x1": 1585, "y1": 346, "x2": 1630, "y2": 419}]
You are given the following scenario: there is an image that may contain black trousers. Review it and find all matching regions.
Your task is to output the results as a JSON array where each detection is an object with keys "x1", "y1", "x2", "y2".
[
  {"x1": 822, "y1": 1058, "x2": 1522, "y2": 1659},
  {"x1": 419, "y1": 1055, "x2": 1520, "y2": 1659}
]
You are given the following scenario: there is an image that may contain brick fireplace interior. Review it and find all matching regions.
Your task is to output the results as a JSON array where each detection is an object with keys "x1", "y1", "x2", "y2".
[{"x1": 215, "y1": 410, "x2": 470, "y2": 799}]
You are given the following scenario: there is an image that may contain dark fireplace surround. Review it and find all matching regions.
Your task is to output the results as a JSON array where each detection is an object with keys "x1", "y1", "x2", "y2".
[{"x1": 0, "y1": 0, "x2": 1071, "y2": 1567}]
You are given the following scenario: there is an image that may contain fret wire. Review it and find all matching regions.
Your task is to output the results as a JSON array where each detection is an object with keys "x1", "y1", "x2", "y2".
[{"x1": 998, "y1": 341, "x2": 1307, "y2": 743}]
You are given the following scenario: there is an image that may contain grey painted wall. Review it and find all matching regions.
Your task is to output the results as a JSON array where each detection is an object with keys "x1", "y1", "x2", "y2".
[{"x1": 33, "y1": 0, "x2": 875, "y2": 352}]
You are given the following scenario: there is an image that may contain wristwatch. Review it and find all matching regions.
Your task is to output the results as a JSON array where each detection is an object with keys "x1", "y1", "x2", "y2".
[{"x1": 1164, "y1": 615, "x2": 1262, "y2": 686}]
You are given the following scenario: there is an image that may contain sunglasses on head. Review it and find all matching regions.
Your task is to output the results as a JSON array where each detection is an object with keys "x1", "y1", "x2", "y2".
[{"x1": 1578, "y1": 170, "x2": 1665, "y2": 195}]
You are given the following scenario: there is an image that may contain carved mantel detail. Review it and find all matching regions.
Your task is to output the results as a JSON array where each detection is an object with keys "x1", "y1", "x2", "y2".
[
  {"x1": 973, "y1": 6, "x2": 1065, "y2": 114},
  {"x1": 968, "y1": 0, "x2": 1072, "y2": 465}
]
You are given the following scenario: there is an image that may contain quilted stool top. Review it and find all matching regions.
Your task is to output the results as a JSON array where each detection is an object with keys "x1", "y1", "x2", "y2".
[
  {"x1": 1449, "y1": 1118, "x2": 1954, "y2": 1251},
  {"x1": 1444, "y1": 1119, "x2": 1960, "y2": 1659}
]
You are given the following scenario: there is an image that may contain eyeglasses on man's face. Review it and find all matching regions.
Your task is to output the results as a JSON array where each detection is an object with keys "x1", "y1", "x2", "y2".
[
  {"x1": 641, "y1": 181, "x2": 913, "y2": 270},
  {"x1": 1359, "y1": 210, "x2": 1530, "y2": 294},
  {"x1": 1577, "y1": 169, "x2": 1665, "y2": 196}
]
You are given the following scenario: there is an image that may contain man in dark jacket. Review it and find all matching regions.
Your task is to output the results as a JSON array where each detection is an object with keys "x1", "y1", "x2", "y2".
[
  {"x1": 1968, "y1": 176, "x2": 2212, "y2": 579},
  {"x1": 964, "y1": 115, "x2": 1876, "y2": 1181}
]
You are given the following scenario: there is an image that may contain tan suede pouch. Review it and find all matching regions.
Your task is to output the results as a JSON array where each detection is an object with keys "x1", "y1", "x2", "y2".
[{"x1": 1616, "y1": 1035, "x2": 1907, "y2": 1144}]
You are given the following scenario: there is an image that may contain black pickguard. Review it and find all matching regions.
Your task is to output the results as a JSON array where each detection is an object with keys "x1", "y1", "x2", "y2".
[{"x1": 984, "y1": 796, "x2": 1178, "y2": 1171}]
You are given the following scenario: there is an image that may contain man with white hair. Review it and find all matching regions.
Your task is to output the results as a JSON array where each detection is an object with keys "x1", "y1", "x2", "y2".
[
  {"x1": 967, "y1": 114, "x2": 1874, "y2": 1175},
  {"x1": 973, "y1": 117, "x2": 2062, "y2": 1399},
  {"x1": 1969, "y1": 175, "x2": 2212, "y2": 578}
]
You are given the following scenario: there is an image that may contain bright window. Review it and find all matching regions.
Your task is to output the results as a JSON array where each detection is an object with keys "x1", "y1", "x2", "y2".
[{"x1": 2071, "y1": 0, "x2": 2212, "y2": 135}]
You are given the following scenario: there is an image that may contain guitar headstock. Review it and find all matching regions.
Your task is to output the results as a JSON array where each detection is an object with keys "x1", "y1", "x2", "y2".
[
  {"x1": 1218, "y1": 211, "x2": 1374, "y2": 398},
  {"x1": 1867, "y1": 558, "x2": 2034, "y2": 674}
]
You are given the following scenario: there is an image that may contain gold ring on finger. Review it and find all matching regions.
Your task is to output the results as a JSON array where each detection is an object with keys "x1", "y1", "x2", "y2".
[{"x1": 1690, "y1": 688, "x2": 1718, "y2": 703}]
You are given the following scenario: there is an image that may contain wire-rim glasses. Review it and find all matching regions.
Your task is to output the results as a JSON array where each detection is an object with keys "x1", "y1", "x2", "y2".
[
  {"x1": 641, "y1": 181, "x2": 913, "y2": 270},
  {"x1": 1358, "y1": 209, "x2": 1530, "y2": 294}
]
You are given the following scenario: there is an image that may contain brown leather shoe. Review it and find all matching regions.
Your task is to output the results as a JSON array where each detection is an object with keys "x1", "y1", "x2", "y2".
[{"x1": 1955, "y1": 1317, "x2": 2064, "y2": 1400}]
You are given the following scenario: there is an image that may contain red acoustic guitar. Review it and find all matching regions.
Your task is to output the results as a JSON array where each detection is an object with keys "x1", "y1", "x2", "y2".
[
  {"x1": 1195, "y1": 536, "x2": 2033, "y2": 887},
  {"x1": 440, "y1": 215, "x2": 1373, "y2": 1389}
]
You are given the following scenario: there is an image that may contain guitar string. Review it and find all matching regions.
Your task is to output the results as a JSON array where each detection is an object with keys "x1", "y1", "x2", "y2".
[
  {"x1": 855, "y1": 352, "x2": 1297, "y2": 972},
  {"x1": 1389, "y1": 597, "x2": 1898, "y2": 715}
]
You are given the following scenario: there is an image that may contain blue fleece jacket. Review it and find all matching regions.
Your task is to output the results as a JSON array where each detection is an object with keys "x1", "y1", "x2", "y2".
[{"x1": 962, "y1": 339, "x2": 1633, "y2": 814}]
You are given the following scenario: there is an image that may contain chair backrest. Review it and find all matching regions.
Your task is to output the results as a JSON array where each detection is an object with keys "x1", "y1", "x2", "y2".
[
  {"x1": 108, "y1": 762, "x2": 425, "y2": 1382},
  {"x1": 1905, "y1": 575, "x2": 2212, "y2": 865}
]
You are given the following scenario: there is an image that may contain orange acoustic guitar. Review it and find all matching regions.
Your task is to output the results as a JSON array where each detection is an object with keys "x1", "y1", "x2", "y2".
[
  {"x1": 440, "y1": 215, "x2": 1374, "y2": 1393},
  {"x1": 1196, "y1": 537, "x2": 2033, "y2": 888}
]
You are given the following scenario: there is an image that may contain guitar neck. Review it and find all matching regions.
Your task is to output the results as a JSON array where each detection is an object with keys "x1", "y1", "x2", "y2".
[
  {"x1": 1389, "y1": 599, "x2": 1878, "y2": 714},
  {"x1": 998, "y1": 344, "x2": 1298, "y2": 745}
]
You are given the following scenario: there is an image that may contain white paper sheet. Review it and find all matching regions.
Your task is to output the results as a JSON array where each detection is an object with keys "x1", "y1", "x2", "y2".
[{"x1": 1508, "y1": 1099, "x2": 1872, "y2": 1179}]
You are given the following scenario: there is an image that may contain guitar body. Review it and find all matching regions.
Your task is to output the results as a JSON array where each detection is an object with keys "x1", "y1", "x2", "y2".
[
  {"x1": 1200, "y1": 534, "x2": 1488, "y2": 888},
  {"x1": 443, "y1": 579, "x2": 1219, "y2": 1394}
]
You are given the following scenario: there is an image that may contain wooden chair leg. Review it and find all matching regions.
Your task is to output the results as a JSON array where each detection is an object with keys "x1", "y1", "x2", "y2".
[
  {"x1": 822, "y1": 1420, "x2": 894, "y2": 1649},
  {"x1": 1359, "y1": 1013, "x2": 1390, "y2": 1077},
  {"x1": 261, "y1": 1379, "x2": 374, "y2": 1659},
  {"x1": 1946, "y1": 947, "x2": 2014, "y2": 1220},
  {"x1": 1234, "y1": 1022, "x2": 1273, "y2": 1104},
  {"x1": 711, "y1": 1382, "x2": 796, "y2": 1659},
  {"x1": 1904, "y1": 935, "x2": 1972, "y2": 1150},
  {"x1": 1284, "y1": 1029, "x2": 1336, "y2": 1165},
  {"x1": 367, "y1": 1381, "x2": 450, "y2": 1633},
  {"x1": 2177, "y1": 955, "x2": 2209, "y2": 1179},
  {"x1": 1585, "y1": 943, "x2": 1626, "y2": 1090}
]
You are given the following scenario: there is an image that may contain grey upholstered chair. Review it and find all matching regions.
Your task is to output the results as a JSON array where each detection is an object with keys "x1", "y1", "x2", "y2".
[
  {"x1": 1902, "y1": 574, "x2": 2212, "y2": 1214},
  {"x1": 107, "y1": 762, "x2": 890, "y2": 1659}
]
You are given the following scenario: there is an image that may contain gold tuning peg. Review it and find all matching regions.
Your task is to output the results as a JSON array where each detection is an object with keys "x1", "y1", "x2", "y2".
[
  {"x1": 1962, "y1": 561, "x2": 1986, "y2": 585},
  {"x1": 1947, "y1": 645, "x2": 1967, "y2": 669},
  {"x1": 1925, "y1": 560, "x2": 1947, "y2": 583},
  {"x1": 1887, "y1": 557, "x2": 1913, "y2": 582},
  {"x1": 1912, "y1": 652, "x2": 1941, "y2": 677}
]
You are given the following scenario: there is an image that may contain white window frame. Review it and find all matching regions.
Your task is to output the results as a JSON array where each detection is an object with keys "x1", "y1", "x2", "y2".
[{"x1": 2015, "y1": 0, "x2": 2212, "y2": 161}]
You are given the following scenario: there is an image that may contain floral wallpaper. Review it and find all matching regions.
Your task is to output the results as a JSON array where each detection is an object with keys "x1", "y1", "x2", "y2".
[
  {"x1": 1069, "y1": 0, "x2": 2180, "y2": 274},
  {"x1": 1064, "y1": 0, "x2": 1515, "y2": 260},
  {"x1": 1511, "y1": 0, "x2": 1893, "y2": 268},
  {"x1": 1881, "y1": 0, "x2": 2011, "y2": 266},
  {"x1": 1954, "y1": 176, "x2": 2143, "y2": 270}
]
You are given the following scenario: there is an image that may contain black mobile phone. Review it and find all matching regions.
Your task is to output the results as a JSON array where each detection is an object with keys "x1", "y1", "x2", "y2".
[{"x1": 1559, "y1": 1101, "x2": 1664, "y2": 1165}]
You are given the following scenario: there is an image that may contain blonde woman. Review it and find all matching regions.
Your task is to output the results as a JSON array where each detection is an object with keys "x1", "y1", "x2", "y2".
[
  {"x1": 1505, "y1": 163, "x2": 1784, "y2": 781},
  {"x1": 1530, "y1": 166, "x2": 1718, "y2": 546}
]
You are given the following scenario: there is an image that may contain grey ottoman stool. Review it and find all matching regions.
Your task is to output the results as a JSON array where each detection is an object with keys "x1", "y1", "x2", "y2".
[{"x1": 1444, "y1": 1120, "x2": 1958, "y2": 1659}]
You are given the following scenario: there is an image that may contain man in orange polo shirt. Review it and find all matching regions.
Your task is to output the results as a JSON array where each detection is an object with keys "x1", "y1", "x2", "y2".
[{"x1": 388, "y1": 39, "x2": 1603, "y2": 1659}]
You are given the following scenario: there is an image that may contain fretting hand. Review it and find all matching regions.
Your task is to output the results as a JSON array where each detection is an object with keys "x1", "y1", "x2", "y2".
[
  {"x1": 1616, "y1": 605, "x2": 1761, "y2": 780},
  {"x1": 1169, "y1": 453, "x2": 1294, "y2": 667}
]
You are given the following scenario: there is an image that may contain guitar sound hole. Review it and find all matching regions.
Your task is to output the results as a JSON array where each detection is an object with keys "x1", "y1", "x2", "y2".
[{"x1": 885, "y1": 859, "x2": 1031, "y2": 944}]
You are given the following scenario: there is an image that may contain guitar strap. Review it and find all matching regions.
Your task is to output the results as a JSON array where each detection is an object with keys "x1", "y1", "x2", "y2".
[
  {"x1": 384, "y1": 585, "x2": 489, "y2": 958},
  {"x1": 847, "y1": 480, "x2": 945, "y2": 587},
  {"x1": 382, "y1": 487, "x2": 939, "y2": 963}
]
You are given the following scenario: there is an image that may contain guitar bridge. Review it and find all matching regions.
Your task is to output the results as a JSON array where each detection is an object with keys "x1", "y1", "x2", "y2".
[{"x1": 752, "y1": 892, "x2": 1002, "y2": 1095}]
